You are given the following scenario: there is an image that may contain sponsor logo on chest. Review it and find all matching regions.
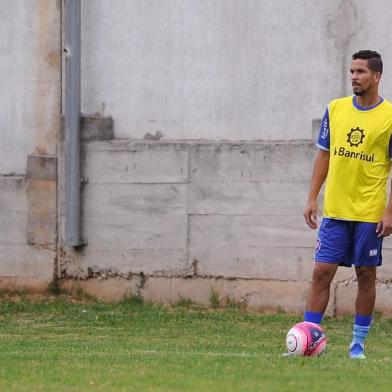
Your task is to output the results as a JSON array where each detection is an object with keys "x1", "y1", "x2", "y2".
[{"x1": 334, "y1": 127, "x2": 376, "y2": 163}]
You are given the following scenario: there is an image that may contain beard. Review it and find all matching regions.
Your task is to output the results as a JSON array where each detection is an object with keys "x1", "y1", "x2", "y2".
[{"x1": 352, "y1": 85, "x2": 367, "y2": 96}]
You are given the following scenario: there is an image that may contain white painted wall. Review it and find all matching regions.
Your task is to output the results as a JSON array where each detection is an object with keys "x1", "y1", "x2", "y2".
[
  {"x1": 81, "y1": 0, "x2": 339, "y2": 141},
  {"x1": 79, "y1": 0, "x2": 392, "y2": 141}
]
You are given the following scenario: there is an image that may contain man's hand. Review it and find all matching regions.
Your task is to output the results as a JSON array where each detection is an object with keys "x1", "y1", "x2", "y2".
[
  {"x1": 304, "y1": 199, "x2": 318, "y2": 229},
  {"x1": 376, "y1": 211, "x2": 392, "y2": 237}
]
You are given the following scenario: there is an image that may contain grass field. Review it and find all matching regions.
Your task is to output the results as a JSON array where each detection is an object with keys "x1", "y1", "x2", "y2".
[{"x1": 0, "y1": 294, "x2": 392, "y2": 391}]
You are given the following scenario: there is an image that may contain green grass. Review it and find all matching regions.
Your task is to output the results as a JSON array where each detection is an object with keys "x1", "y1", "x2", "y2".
[{"x1": 0, "y1": 296, "x2": 391, "y2": 391}]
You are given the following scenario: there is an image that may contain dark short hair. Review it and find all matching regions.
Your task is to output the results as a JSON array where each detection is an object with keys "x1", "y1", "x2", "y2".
[{"x1": 352, "y1": 50, "x2": 383, "y2": 74}]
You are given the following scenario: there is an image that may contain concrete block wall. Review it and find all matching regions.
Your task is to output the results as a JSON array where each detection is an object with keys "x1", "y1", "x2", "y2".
[
  {"x1": 0, "y1": 175, "x2": 55, "y2": 291},
  {"x1": 58, "y1": 140, "x2": 392, "y2": 315}
]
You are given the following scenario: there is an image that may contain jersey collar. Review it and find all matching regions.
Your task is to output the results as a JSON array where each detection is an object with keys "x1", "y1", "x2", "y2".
[{"x1": 352, "y1": 95, "x2": 384, "y2": 111}]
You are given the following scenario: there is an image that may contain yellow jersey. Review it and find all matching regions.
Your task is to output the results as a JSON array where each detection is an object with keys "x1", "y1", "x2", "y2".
[{"x1": 317, "y1": 95, "x2": 392, "y2": 222}]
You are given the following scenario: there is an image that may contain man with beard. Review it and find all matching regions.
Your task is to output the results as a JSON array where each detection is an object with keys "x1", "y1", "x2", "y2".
[{"x1": 303, "y1": 50, "x2": 392, "y2": 359}]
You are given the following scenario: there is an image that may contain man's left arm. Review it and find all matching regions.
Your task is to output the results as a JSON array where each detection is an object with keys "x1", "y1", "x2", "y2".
[{"x1": 377, "y1": 180, "x2": 392, "y2": 237}]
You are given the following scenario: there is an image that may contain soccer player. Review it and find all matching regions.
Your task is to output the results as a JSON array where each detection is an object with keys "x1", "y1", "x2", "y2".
[{"x1": 303, "y1": 50, "x2": 392, "y2": 359}]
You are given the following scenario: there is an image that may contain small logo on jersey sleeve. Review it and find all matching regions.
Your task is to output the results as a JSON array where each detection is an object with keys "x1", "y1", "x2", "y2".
[
  {"x1": 321, "y1": 118, "x2": 329, "y2": 139},
  {"x1": 347, "y1": 127, "x2": 365, "y2": 147}
]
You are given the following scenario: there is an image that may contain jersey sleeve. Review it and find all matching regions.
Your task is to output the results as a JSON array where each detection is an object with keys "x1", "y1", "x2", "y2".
[{"x1": 316, "y1": 108, "x2": 330, "y2": 151}]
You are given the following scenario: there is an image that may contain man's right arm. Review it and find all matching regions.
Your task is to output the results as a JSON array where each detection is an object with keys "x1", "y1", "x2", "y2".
[{"x1": 303, "y1": 149, "x2": 330, "y2": 229}]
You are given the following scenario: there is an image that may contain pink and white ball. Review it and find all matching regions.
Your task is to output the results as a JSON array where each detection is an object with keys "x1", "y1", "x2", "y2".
[{"x1": 286, "y1": 321, "x2": 327, "y2": 357}]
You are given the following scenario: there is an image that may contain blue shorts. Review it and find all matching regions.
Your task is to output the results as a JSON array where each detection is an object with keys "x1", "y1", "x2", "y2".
[{"x1": 315, "y1": 218, "x2": 383, "y2": 267}]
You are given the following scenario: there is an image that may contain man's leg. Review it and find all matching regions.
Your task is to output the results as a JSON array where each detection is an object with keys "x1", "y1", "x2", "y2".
[
  {"x1": 349, "y1": 266, "x2": 376, "y2": 359},
  {"x1": 355, "y1": 266, "x2": 376, "y2": 314},
  {"x1": 282, "y1": 262, "x2": 338, "y2": 356},
  {"x1": 304, "y1": 262, "x2": 338, "y2": 324},
  {"x1": 305, "y1": 218, "x2": 349, "y2": 324}
]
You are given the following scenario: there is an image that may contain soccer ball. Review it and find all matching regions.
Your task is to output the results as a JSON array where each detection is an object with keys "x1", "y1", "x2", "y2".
[{"x1": 285, "y1": 321, "x2": 327, "y2": 357}]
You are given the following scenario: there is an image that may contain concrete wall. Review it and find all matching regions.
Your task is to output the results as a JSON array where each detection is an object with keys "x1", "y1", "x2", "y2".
[
  {"x1": 0, "y1": 0, "x2": 61, "y2": 289},
  {"x1": 79, "y1": 0, "x2": 392, "y2": 142},
  {"x1": 0, "y1": 173, "x2": 56, "y2": 291},
  {"x1": 3, "y1": 0, "x2": 392, "y2": 315},
  {"x1": 81, "y1": 0, "x2": 338, "y2": 141}
]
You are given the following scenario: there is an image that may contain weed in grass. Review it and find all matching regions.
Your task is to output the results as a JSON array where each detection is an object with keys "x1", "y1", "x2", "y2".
[
  {"x1": 175, "y1": 296, "x2": 195, "y2": 308},
  {"x1": 73, "y1": 286, "x2": 98, "y2": 302},
  {"x1": 120, "y1": 293, "x2": 144, "y2": 307},
  {"x1": 15, "y1": 288, "x2": 29, "y2": 297},
  {"x1": 209, "y1": 289, "x2": 221, "y2": 309},
  {"x1": 373, "y1": 310, "x2": 382, "y2": 321},
  {"x1": 276, "y1": 306, "x2": 288, "y2": 315},
  {"x1": 47, "y1": 279, "x2": 61, "y2": 296},
  {"x1": 225, "y1": 295, "x2": 244, "y2": 310},
  {"x1": 0, "y1": 288, "x2": 30, "y2": 303}
]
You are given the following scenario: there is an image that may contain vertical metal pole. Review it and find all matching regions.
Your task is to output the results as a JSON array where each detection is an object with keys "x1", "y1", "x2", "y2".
[{"x1": 64, "y1": 0, "x2": 83, "y2": 246}]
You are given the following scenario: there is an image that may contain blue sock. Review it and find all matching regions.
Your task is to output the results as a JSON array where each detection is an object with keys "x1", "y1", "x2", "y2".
[
  {"x1": 354, "y1": 314, "x2": 372, "y2": 327},
  {"x1": 350, "y1": 314, "x2": 372, "y2": 358},
  {"x1": 304, "y1": 311, "x2": 323, "y2": 324}
]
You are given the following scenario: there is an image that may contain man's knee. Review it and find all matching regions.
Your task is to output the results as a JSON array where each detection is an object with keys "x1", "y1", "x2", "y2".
[{"x1": 312, "y1": 262, "x2": 337, "y2": 286}]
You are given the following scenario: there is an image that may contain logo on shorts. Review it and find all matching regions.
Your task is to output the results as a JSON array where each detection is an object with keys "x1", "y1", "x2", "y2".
[
  {"x1": 369, "y1": 249, "x2": 378, "y2": 257},
  {"x1": 315, "y1": 239, "x2": 321, "y2": 254}
]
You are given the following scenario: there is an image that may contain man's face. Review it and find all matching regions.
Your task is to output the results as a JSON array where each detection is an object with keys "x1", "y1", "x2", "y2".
[{"x1": 350, "y1": 59, "x2": 380, "y2": 96}]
